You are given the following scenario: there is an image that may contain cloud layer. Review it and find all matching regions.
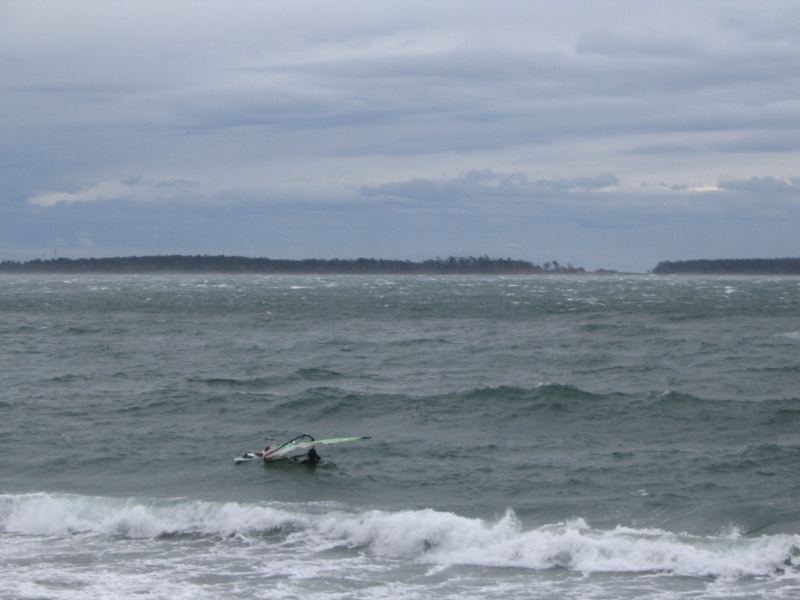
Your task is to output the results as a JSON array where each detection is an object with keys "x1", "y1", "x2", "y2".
[{"x1": 2, "y1": 0, "x2": 799, "y2": 269}]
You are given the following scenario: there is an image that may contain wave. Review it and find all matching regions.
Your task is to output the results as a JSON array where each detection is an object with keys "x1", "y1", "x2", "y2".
[
  {"x1": 649, "y1": 390, "x2": 706, "y2": 405},
  {"x1": 63, "y1": 326, "x2": 104, "y2": 335},
  {"x1": 0, "y1": 493, "x2": 307, "y2": 538},
  {"x1": 388, "y1": 337, "x2": 457, "y2": 346},
  {"x1": 274, "y1": 384, "x2": 613, "y2": 420},
  {"x1": 454, "y1": 384, "x2": 612, "y2": 416},
  {"x1": 461, "y1": 384, "x2": 600, "y2": 403},
  {"x1": 2, "y1": 493, "x2": 798, "y2": 578},
  {"x1": 190, "y1": 376, "x2": 279, "y2": 388},
  {"x1": 767, "y1": 405, "x2": 800, "y2": 424},
  {"x1": 188, "y1": 368, "x2": 344, "y2": 389},
  {"x1": 48, "y1": 373, "x2": 91, "y2": 383}
]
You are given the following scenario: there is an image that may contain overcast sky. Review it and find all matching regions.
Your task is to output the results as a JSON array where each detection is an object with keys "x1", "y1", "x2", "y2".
[{"x1": 2, "y1": 0, "x2": 799, "y2": 271}]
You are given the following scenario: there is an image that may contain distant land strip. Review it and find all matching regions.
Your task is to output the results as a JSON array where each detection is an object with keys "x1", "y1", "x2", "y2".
[
  {"x1": 0, "y1": 255, "x2": 617, "y2": 275},
  {"x1": 653, "y1": 258, "x2": 800, "y2": 275}
]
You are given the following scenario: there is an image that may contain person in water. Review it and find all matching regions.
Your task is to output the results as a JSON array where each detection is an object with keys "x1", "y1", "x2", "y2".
[{"x1": 302, "y1": 447, "x2": 321, "y2": 465}]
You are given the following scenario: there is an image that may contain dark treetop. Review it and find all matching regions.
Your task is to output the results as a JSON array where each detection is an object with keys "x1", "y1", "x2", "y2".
[{"x1": 653, "y1": 258, "x2": 800, "y2": 275}]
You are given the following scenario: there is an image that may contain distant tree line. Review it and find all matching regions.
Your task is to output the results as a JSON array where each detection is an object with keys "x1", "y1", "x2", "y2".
[
  {"x1": 653, "y1": 258, "x2": 800, "y2": 275},
  {"x1": 0, "y1": 255, "x2": 599, "y2": 275}
]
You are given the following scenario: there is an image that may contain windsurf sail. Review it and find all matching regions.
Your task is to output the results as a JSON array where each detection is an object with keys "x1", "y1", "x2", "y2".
[{"x1": 263, "y1": 434, "x2": 370, "y2": 461}]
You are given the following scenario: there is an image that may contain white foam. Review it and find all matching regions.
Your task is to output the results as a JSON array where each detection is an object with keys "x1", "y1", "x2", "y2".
[
  {"x1": 311, "y1": 510, "x2": 800, "y2": 577},
  {"x1": 2, "y1": 493, "x2": 799, "y2": 579},
  {"x1": 0, "y1": 493, "x2": 307, "y2": 538}
]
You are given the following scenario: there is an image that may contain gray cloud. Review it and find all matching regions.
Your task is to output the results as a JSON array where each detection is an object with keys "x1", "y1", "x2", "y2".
[
  {"x1": 718, "y1": 176, "x2": 800, "y2": 195},
  {"x1": 714, "y1": 133, "x2": 800, "y2": 154},
  {"x1": 1, "y1": 0, "x2": 799, "y2": 269},
  {"x1": 626, "y1": 143, "x2": 698, "y2": 155},
  {"x1": 576, "y1": 31, "x2": 703, "y2": 58},
  {"x1": 359, "y1": 169, "x2": 800, "y2": 225},
  {"x1": 360, "y1": 170, "x2": 618, "y2": 205},
  {"x1": 165, "y1": 40, "x2": 800, "y2": 146}
]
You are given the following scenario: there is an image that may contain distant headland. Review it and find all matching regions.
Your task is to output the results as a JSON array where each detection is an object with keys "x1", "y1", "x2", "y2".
[
  {"x1": 653, "y1": 258, "x2": 800, "y2": 275},
  {"x1": 0, "y1": 255, "x2": 617, "y2": 275}
]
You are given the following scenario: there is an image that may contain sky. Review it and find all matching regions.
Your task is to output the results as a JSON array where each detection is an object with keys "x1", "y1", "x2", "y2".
[{"x1": 1, "y1": 0, "x2": 799, "y2": 271}]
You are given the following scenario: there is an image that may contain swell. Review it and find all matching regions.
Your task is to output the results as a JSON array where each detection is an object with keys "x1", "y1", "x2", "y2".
[
  {"x1": 267, "y1": 384, "x2": 752, "y2": 425},
  {"x1": 272, "y1": 383, "x2": 616, "y2": 420},
  {"x1": 187, "y1": 368, "x2": 345, "y2": 389},
  {"x1": 701, "y1": 443, "x2": 800, "y2": 473}
]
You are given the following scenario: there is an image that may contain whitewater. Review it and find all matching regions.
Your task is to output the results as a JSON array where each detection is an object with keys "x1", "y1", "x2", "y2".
[{"x1": 1, "y1": 274, "x2": 799, "y2": 599}]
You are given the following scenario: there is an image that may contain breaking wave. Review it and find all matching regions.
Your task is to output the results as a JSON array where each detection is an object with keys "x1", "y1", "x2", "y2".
[
  {"x1": 2, "y1": 493, "x2": 798, "y2": 579},
  {"x1": 0, "y1": 493, "x2": 307, "y2": 538}
]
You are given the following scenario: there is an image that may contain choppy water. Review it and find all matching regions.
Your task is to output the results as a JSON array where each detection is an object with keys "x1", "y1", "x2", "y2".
[{"x1": 1, "y1": 274, "x2": 799, "y2": 599}]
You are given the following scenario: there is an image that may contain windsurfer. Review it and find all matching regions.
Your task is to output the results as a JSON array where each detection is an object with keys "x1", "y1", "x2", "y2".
[{"x1": 302, "y1": 447, "x2": 321, "y2": 465}]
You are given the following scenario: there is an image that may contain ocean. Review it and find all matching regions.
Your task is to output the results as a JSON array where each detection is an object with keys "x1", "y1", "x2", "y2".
[{"x1": 1, "y1": 274, "x2": 799, "y2": 599}]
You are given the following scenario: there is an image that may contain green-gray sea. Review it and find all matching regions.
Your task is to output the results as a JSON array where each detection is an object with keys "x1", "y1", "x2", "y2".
[{"x1": 1, "y1": 274, "x2": 799, "y2": 599}]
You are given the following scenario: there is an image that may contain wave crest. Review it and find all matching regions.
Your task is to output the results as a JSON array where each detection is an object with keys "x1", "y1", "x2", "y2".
[
  {"x1": 2, "y1": 493, "x2": 798, "y2": 578},
  {"x1": 0, "y1": 493, "x2": 306, "y2": 538},
  {"x1": 314, "y1": 510, "x2": 798, "y2": 577}
]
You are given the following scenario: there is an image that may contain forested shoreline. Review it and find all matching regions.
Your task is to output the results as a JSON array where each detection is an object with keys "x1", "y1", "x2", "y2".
[
  {"x1": 653, "y1": 258, "x2": 800, "y2": 274},
  {"x1": 7, "y1": 255, "x2": 800, "y2": 275},
  {"x1": 0, "y1": 255, "x2": 602, "y2": 275}
]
